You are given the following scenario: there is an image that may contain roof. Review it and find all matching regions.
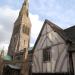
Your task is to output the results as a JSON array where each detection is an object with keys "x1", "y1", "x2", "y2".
[
  {"x1": 68, "y1": 43, "x2": 75, "y2": 52},
  {"x1": 64, "y1": 25, "x2": 75, "y2": 52},
  {"x1": 32, "y1": 19, "x2": 68, "y2": 53},
  {"x1": 64, "y1": 25, "x2": 75, "y2": 42}
]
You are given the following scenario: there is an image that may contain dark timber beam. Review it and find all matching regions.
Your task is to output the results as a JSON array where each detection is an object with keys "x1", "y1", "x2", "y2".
[{"x1": 69, "y1": 52, "x2": 74, "y2": 75}]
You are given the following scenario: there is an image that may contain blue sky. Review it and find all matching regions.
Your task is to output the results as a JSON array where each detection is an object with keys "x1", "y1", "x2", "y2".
[
  {"x1": 0, "y1": 0, "x2": 75, "y2": 27},
  {"x1": 0, "y1": 0, "x2": 75, "y2": 54}
]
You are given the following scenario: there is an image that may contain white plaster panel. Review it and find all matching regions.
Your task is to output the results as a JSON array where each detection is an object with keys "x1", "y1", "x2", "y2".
[
  {"x1": 58, "y1": 44, "x2": 66, "y2": 54},
  {"x1": 55, "y1": 48, "x2": 67, "y2": 72},
  {"x1": 32, "y1": 51, "x2": 40, "y2": 72},
  {"x1": 35, "y1": 35, "x2": 46, "y2": 50},
  {"x1": 46, "y1": 37, "x2": 53, "y2": 47},
  {"x1": 53, "y1": 32, "x2": 65, "y2": 43},
  {"x1": 42, "y1": 38, "x2": 47, "y2": 49},
  {"x1": 52, "y1": 46, "x2": 59, "y2": 60},
  {"x1": 46, "y1": 62, "x2": 52, "y2": 72},
  {"x1": 51, "y1": 59, "x2": 56, "y2": 72},
  {"x1": 46, "y1": 24, "x2": 53, "y2": 33},
  {"x1": 48, "y1": 31, "x2": 58, "y2": 44},
  {"x1": 61, "y1": 58, "x2": 68, "y2": 72},
  {"x1": 43, "y1": 63, "x2": 47, "y2": 72},
  {"x1": 38, "y1": 50, "x2": 43, "y2": 72}
]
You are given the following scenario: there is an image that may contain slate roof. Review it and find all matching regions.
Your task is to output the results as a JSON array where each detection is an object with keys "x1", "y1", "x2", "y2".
[
  {"x1": 69, "y1": 43, "x2": 75, "y2": 52},
  {"x1": 64, "y1": 25, "x2": 75, "y2": 42},
  {"x1": 64, "y1": 26, "x2": 75, "y2": 52}
]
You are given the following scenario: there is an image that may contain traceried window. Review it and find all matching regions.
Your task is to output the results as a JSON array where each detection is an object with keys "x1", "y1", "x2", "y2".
[{"x1": 43, "y1": 47, "x2": 51, "y2": 62}]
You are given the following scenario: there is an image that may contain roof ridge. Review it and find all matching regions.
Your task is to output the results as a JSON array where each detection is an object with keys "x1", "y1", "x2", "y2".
[
  {"x1": 45, "y1": 19, "x2": 63, "y2": 31},
  {"x1": 64, "y1": 25, "x2": 75, "y2": 30}
]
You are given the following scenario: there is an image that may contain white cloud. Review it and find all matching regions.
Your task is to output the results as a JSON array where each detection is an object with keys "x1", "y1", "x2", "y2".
[
  {"x1": 30, "y1": 43, "x2": 34, "y2": 47},
  {"x1": 29, "y1": 13, "x2": 44, "y2": 47},
  {"x1": 0, "y1": 6, "x2": 19, "y2": 54},
  {"x1": 0, "y1": 24, "x2": 3, "y2": 30},
  {"x1": 30, "y1": 0, "x2": 75, "y2": 29}
]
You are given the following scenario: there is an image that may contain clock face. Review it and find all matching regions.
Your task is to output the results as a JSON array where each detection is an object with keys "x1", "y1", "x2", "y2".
[{"x1": 22, "y1": 25, "x2": 30, "y2": 35}]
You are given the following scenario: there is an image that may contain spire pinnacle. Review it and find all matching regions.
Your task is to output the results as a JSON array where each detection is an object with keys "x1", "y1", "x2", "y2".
[{"x1": 19, "y1": 0, "x2": 29, "y2": 16}]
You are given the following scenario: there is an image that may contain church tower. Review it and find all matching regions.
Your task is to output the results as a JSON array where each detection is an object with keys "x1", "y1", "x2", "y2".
[{"x1": 8, "y1": 0, "x2": 31, "y2": 58}]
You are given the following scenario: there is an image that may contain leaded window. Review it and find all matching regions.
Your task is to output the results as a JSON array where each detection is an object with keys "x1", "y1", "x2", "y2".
[{"x1": 43, "y1": 47, "x2": 51, "y2": 62}]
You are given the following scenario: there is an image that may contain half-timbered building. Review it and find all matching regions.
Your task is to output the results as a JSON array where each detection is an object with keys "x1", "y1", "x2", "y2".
[{"x1": 32, "y1": 19, "x2": 74, "y2": 75}]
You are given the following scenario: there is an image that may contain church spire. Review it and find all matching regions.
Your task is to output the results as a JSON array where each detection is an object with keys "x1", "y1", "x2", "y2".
[
  {"x1": 19, "y1": 0, "x2": 29, "y2": 16},
  {"x1": 8, "y1": 0, "x2": 31, "y2": 57}
]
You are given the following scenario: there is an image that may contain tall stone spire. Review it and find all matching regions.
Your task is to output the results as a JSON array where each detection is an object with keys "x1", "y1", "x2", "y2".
[{"x1": 8, "y1": 0, "x2": 31, "y2": 58}]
